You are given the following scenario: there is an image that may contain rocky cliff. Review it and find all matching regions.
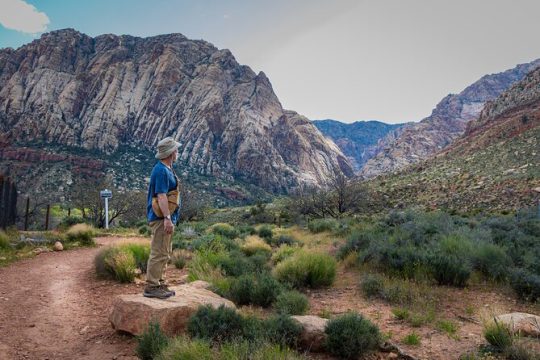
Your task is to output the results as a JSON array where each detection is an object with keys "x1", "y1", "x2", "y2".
[
  {"x1": 0, "y1": 29, "x2": 352, "y2": 193},
  {"x1": 360, "y1": 59, "x2": 540, "y2": 178},
  {"x1": 370, "y1": 67, "x2": 540, "y2": 212},
  {"x1": 312, "y1": 119, "x2": 404, "y2": 171}
]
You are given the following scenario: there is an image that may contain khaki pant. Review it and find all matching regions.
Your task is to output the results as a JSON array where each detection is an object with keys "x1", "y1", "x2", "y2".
[{"x1": 146, "y1": 220, "x2": 173, "y2": 287}]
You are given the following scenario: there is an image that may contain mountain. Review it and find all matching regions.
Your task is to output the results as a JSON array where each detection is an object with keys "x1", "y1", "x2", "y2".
[
  {"x1": 370, "y1": 66, "x2": 540, "y2": 212},
  {"x1": 360, "y1": 59, "x2": 540, "y2": 178},
  {"x1": 312, "y1": 119, "x2": 404, "y2": 171},
  {"x1": 0, "y1": 29, "x2": 352, "y2": 197}
]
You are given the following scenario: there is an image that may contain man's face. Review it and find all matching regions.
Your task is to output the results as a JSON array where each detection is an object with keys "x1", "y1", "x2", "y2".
[{"x1": 172, "y1": 148, "x2": 178, "y2": 162}]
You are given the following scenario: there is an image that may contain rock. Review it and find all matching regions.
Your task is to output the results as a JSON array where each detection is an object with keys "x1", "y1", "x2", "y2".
[
  {"x1": 495, "y1": 312, "x2": 540, "y2": 337},
  {"x1": 188, "y1": 280, "x2": 211, "y2": 290},
  {"x1": 0, "y1": 29, "x2": 353, "y2": 193},
  {"x1": 291, "y1": 315, "x2": 328, "y2": 352},
  {"x1": 109, "y1": 282, "x2": 236, "y2": 336},
  {"x1": 53, "y1": 241, "x2": 63, "y2": 251},
  {"x1": 533, "y1": 187, "x2": 540, "y2": 193}
]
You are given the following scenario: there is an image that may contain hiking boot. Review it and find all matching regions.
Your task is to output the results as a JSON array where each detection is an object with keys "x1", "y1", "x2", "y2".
[
  {"x1": 159, "y1": 284, "x2": 176, "y2": 296},
  {"x1": 143, "y1": 286, "x2": 174, "y2": 299}
]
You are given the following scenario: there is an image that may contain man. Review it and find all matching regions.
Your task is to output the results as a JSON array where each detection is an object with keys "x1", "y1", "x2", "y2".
[{"x1": 143, "y1": 137, "x2": 181, "y2": 299}]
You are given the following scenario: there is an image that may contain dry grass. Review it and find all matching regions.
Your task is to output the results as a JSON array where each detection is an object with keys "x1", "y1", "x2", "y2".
[{"x1": 241, "y1": 235, "x2": 271, "y2": 255}]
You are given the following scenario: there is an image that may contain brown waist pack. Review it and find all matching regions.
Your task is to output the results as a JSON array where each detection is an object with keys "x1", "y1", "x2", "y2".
[{"x1": 151, "y1": 189, "x2": 179, "y2": 218}]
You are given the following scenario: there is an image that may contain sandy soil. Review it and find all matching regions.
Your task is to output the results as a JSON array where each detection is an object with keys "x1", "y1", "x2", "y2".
[
  {"x1": 0, "y1": 236, "x2": 538, "y2": 360},
  {"x1": 0, "y1": 237, "x2": 184, "y2": 360}
]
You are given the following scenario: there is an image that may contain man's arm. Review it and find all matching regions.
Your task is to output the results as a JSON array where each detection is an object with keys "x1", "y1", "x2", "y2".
[{"x1": 157, "y1": 193, "x2": 174, "y2": 234}]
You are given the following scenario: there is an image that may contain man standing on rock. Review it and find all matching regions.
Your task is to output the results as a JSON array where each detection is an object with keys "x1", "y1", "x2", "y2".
[{"x1": 144, "y1": 137, "x2": 181, "y2": 299}]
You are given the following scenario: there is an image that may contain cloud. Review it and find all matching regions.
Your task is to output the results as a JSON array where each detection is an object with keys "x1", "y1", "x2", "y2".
[{"x1": 0, "y1": 0, "x2": 49, "y2": 34}]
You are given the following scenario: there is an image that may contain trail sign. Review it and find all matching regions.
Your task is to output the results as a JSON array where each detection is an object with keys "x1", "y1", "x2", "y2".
[{"x1": 100, "y1": 189, "x2": 112, "y2": 229}]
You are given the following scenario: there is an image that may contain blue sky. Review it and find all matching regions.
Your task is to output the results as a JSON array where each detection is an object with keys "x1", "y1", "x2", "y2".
[{"x1": 2, "y1": 0, "x2": 540, "y2": 124}]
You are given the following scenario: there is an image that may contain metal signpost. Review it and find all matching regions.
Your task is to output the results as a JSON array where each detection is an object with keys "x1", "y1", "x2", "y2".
[{"x1": 100, "y1": 189, "x2": 112, "y2": 229}]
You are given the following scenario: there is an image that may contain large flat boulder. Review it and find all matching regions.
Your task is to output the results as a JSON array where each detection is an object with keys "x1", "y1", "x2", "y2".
[
  {"x1": 292, "y1": 315, "x2": 328, "y2": 352},
  {"x1": 495, "y1": 312, "x2": 540, "y2": 337},
  {"x1": 109, "y1": 282, "x2": 235, "y2": 336}
]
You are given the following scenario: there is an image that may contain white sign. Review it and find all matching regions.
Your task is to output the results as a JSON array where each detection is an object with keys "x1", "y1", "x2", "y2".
[{"x1": 100, "y1": 189, "x2": 112, "y2": 199}]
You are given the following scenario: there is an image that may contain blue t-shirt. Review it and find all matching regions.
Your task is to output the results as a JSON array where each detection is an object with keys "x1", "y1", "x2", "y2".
[{"x1": 147, "y1": 162, "x2": 180, "y2": 224}]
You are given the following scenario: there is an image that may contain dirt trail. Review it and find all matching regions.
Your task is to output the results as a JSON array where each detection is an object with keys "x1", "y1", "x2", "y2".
[{"x1": 0, "y1": 237, "x2": 142, "y2": 360}]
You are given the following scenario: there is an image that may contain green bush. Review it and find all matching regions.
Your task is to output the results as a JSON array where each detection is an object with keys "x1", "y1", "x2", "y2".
[
  {"x1": 402, "y1": 332, "x2": 421, "y2": 346},
  {"x1": 360, "y1": 274, "x2": 385, "y2": 298},
  {"x1": 324, "y1": 312, "x2": 380, "y2": 359},
  {"x1": 307, "y1": 218, "x2": 338, "y2": 233},
  {"x1": 0, "y1": 231, "x2": 11, "y2": 249},
  {"x1": 121, "y1": 243, "x2": 150, "y2": 274},
  {"x1": 484, "y1": 320, "x2": 513, "y2": 351},
  {"x1": 188, "y1": 305, "x2": 246, "y2": 343},
  {"x1": 211, "y1": 223, "x2": 239, "y2": 239},
  {"x1": 156, "y1": 336, "x2": 213, "y2": 360},
  {"x1": 271, "y1": 245, "x2": 299, "y2": 264},
  {"x1": 382, "y1": 281, "x2": 417, "y2": 305},
  {"x1": 108, "y1": 251, "x2": 137, "y2": 283},
  {"x1": 58, "y1": 215, "x2": 86, "y2": 229},
  {"x1": 264, "y1": 315, "x2": 302, "y2": 348},
  {"x1": 509, "y1": 268, "x2": 540, "y2": 302},
  {"x1": 428, "y1": 252, "x2": 471, "y2": 287},
  {"x1": 273, "y1": 251, "x2": 336, "y2": 289},
  {"x1": 473, "y1": 243, "x2": 512, "y2": 281},
  {"x1": 241, "y1": 236, "x2": 272, "y2": 256},
  {"x1": 229, "y1": 273, "x2": 282, "y2": 307},
  {"x1": 94, "y1": 246, "x2": 120, "y2": 279},
  {"x1": 272, "y1": 234, "x2": 297, "y2": 247},
  {"x1": 65, "y1": 223, "x2": 95, "y2": 245},
  {"x1": 274, "y1": 290, "x2": 309, "y2": 315},
  {"x1": 258, "y1": 225, "x2": 273, "y2": 241},
  {"x1": 136, "y1": 321, "x2": 169, "y2": 360},
  {"x1": 173, "y1": 254, "x2": 187, "y2": 269},
  {"x1": 337, "y1": 230, "x2": 374, "y2": 260}
]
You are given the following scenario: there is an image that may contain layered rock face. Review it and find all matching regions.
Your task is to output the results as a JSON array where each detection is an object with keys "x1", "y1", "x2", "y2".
[
  {"x1": 312, "y1": 119, "x2": 404, "y2": 172},
  {"x1": 0, "y1": 29, "x2": 352, "y2": 192},
  {"x1": 360, "y1": 59, "x2": 540, "y2": 178}
]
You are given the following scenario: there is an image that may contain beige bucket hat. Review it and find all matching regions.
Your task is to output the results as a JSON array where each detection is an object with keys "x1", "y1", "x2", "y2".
[{"x1": 155, "y1": 137, "x2": 180, "y2": 159}]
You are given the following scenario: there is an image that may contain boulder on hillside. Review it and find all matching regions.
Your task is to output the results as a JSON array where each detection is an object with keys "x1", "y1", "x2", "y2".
[
  {"x1": 53, "y1": 241, "x2": 63, "y2": 251},
  {"x1": 109, "y1": 282, "x2": 235, "y2": 336},
  {"x1": 495, "y1": 312, "x2": 540, "y2": 337},
  {"x1": 291, "y1": 315, "x2": 328, "y2": 352}
]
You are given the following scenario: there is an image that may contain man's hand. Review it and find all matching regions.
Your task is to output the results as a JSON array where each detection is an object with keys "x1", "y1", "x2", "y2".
[{"x1": 164, "y1": 218, "x2": 174, "y2": 234}]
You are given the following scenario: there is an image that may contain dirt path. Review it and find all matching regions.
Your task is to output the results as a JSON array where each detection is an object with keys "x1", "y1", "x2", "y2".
[{"x1": 0, "y1": 237, "x2": 145, "y2": 360}]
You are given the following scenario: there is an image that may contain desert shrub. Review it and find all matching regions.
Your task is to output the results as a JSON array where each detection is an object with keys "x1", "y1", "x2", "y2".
[
  {"x1": 360, "y1": 273, "x2": 385, "y2": 298},
  {"x1": 0, "y1": 231, "x2": 11, "y2": 249},
  {"x1": 136, "y1": 321, "x2": 169, "y2": 360},
  {"x1": 271, "y1": 245, "x2": 299, "y2": 264},
  {"x1": 108, "y1": 250, "x2": 137, "y2": 283},
  {"x1": 241, "y1": 236, "x2": 272, "y2": 256},
  {"x1": 121, "y1": 243, "x2": 150, "y2": 273},
  {"x1": 65, "y1": 223, "x2": 95, "y2": 245},
  {"x1": 272, "y1": 234, "x2": 297, "y2": 247},
  {"x1": 138, "y1": 224, "x2": 151, "y2": 236},
  {"x1": 324, "y1": 312, "x2": 381, "y2": 359},
  {"x1": 437, "y1": 320, "x2": 458, "y2": 337},
  {"x1": 250, "y1": 343, "x2": 306, "y2": 360},
  {"x1": 188, "y1": 249, "x2": 231, "y2": 295},
  {"x1": 211, "y1": 223, "x2": 239, "y2": 239},
  {"x1": 337, "y1": 230, "x2": 375, "y2": 260},
  {"x1": 174, "y1": 257, "x2": 186, "y2": 269},
  {"x1": 156, "y1": 336, "x2": 213, "y2": 360},
  {"x1": 188, "y1": 305, "x2": 246, "y2": 343},
  {"x1": 509, "y1": 268, "x2": 540, "y2": 302},
  {"x1": 94, "y1": 246, "x2": 120, "y2": 279},
  {"x1": 382, "y1": 281, "x2": 417, "y2": 305},
  {"x1": 58, "y1": 215, "x2": 87, "y2": 230},
  {"x1": 258, "y1": 225, "x2": 273, "y2": 241},
  {"x1": 472, "y1": 243, "x2": 512, "y2": 281},
  {"x1": 229, "y1": 274, "x2": 255, "y2": 305},
  {"x1": 251, "y1": 274, "x2": 283, "y2": 307},
  {"x1": 273, "y1": 251, "x2": 336, "y2": 289},
  {"x1": 484, "y1": 320, "x2": 513, "y2": 351},
  {"x1": 308, "y1": 218, "x2": 338, "y2": 233},
  {"x1": 402, "y1": 332, "x2": 421, "y2": 346},
  {"x1": 229, "y1": 273, "x2": 282, "y2": 307},
  {"x1": 237, "y1": 224, "x2": 257, "y2": 236},
  {"x1": 391, "y1": 308, "x2": 410, "y2": 320},
  {"x1": 429, "y1": 252, "x2": 471, "y2": 287},
  {"x1": 264, "y1": 315, "x2": 302, "y2": 348},
  {"x1": 274, "y1": 290, "x2": 309, "y2": 315}
]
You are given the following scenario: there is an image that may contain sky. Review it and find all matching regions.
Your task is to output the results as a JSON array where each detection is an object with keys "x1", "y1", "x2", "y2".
[{"x1": 1, "y1": 0, "x2": 540, "y2": 124}]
